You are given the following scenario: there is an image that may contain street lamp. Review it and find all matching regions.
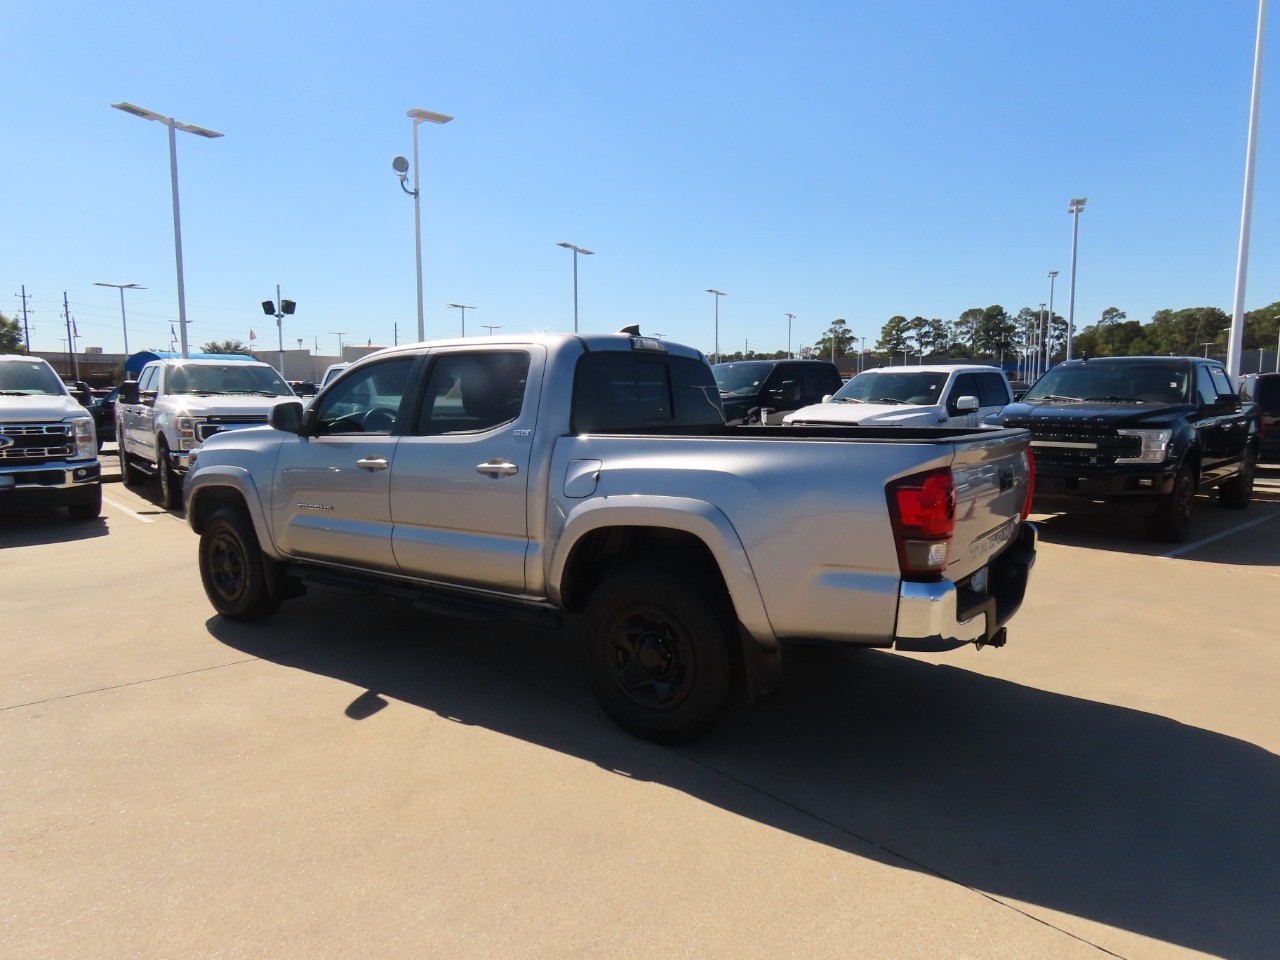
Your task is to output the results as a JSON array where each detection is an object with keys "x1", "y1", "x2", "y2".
[
  {"x1": 706, "y1": 289, "x2": 726, "y2": 363},
  {"x1": 1037, "y1": 302, "x2": 1047, "y2": 381},
  {"x1": 556, "y1": 242, "x2": 594, "y2": 332},
  {"x1": 447, "y1": 303, "x2": 474, "y2": 336},
  {"x1": 1047, "y1": 270, "x2": 1059, "y2": 372},
  {"x1": 393, "y1": 107, "x2": 453, "y2": 343},
  {"x1": 859, "y1": 336, "x2": 867, "y2": 372},
  {"x1": 260, "y1": 286, "x2": 296, "y2": 375},
  {"x1": 1202, "y1": 342, "x2": 1215, "y2": 358},
  {"x1": 481, "y1": 324, "x2": 503, "y2": 336},
  {"x1": 785, "y1": 313, "x2": 795, "y2": 358},
  {"x1": 330, "y1": 331, "x2": 347, "y2": 358},
  {"x1": 111, "y1": 101, "x2": 223, "y2": 359},
  {"x1": 94, "y1": 282, "x2": 145, "y2": 356},
  {"x1": 1066, "y1": 198, "x2": 1086, "y2": 359}
]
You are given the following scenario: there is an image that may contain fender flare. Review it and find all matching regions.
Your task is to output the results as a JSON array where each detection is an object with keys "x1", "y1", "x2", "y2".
[{"x1": 185, "y1": 465, "x2": 278, "y2": 558}]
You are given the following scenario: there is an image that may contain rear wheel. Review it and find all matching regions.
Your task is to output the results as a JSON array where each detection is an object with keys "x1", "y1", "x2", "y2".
[
  {"x1": 1219, "y1": 448, "x2": 1255, "y2": 510},
  {"x1": 584, "y1": 565, "x2": 734, "y2": 743},
  {"x1": 1146, "y1": 463, "x2": 1195, "y2": 543},
  {"x1": 198, "y1": 507, "x2": 279, "y2": 621},
  {"x1": 157, "y1": 439, "x2": 183, "y2": 510}
]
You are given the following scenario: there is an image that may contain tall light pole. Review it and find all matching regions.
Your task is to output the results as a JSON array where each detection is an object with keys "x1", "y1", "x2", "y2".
[
  {"x1": 260, "y1": 286, "x2": 296, "y2": 375},
  {"x1": 393, "y1": 108, "x2": 453, "y2": 343},
  {"x1": 330, "y1": 331, "x2": 347, "y2": 358},
  {"x1": 481, "y1": 324, "x2": 503, "y2": 336},
  {"x1": 784, "y1": 313, "x2": 796, "y2": 358},
  {"x1": 859, "y1": 336, "x2": 867, "y2": 372},
  {"x1": 706, "y1": 289, "x2": 725, "y2": 363},
  {"x1": 1066, "y1": 197, "x2": 1086, "y2": 360},
  {"x1": 111, "y1": 102, "x2": 223, "y2": 359},
  {"x1": 94, "y1": 282, "x2": 145, "y2": 356},
  {"x1": 447, "y1": 303, "x2": 474, "y2": 336},
  {"x1": 556, "y1": 242, "x2": 594, "y2": 332},
  {"x1": 1036, "y1": 302, "x2": 1047, "y2": 381},
  {"x1": 1047, "y1": 269, "x2": 1059, "y2": 370}
]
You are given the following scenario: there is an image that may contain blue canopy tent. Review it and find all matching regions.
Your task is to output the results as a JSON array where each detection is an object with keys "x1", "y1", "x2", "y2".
[{"x1": 123, "y1": 351, "x2": 259, "y2": 379}]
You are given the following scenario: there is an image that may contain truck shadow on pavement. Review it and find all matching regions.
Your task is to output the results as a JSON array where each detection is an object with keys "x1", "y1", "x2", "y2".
[
  {"x1": 0, "y1": 509, "x2": 109, "y2": 545},
  {"x1": 210, "y1": 598, "x2": 1278, "y2": 960}
]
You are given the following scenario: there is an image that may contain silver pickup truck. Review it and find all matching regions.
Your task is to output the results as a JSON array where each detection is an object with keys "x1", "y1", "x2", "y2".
[{"x1": 185, "y1": 331, "x2": 1037, "y2": 742}]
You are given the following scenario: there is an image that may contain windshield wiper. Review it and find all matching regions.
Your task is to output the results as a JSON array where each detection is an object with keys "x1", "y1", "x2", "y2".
[
  {"x1": 872, "y1": 397, "x2": 912, "y2": 405},
  {"x1": 0, "y1": 390, "x2": 35, "y2": 395},
  {"x1": 1033, "y1": 394, "x2": 1084, "y2": 403},
  {"x1": 831, "y1": 397, "x2": 866, "y2": 404},
  {"x1": 1084, "y1": 395, "x2": 1144, "y2": 403}
]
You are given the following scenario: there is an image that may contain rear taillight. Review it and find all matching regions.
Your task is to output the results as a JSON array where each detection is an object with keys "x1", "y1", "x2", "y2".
[
  {"x1": 1022, "y1": 445, "x2": 1036, "y2": 520},
  {"x1": 886, "y1": 467, "x2": 956, "y2": 580}
]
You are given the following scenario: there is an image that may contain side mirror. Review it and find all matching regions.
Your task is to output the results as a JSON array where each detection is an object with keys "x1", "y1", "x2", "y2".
[
  {"x1": 1214, "y1": 392, "x2": 1242, "y2": 414},
  {"x1": 118, "y1": 380, "x2": 140, "y2": 404},
  {"x1": 954, "y1": 395, "x2": 979, "y2": 413},
  {"x1": 821, "y1": 394, "x2": 834, "y2": 403},
  {"x1": 270, "y1": 400, "x2": 306, "y2": 433}
]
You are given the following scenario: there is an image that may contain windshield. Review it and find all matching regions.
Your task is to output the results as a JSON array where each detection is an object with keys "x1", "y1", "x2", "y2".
[
  {"x1": 831, "y1": 370, "x2": 947, "y2": 406},
  {"x1": 1022, "y1": 362, "x2": 1191, "y2": 404},
  {"x1": 0, "y1": 359, "x2": 67, "y2": 396},
  {"x1": 165, "y1": 363, "x2": 292, "y2": 397},
  {"x1": 712, "y1": 361, "x2": 776, "y2": 397}
]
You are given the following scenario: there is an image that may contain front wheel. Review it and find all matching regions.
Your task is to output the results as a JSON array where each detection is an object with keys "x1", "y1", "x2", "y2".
[
  {"x1": 66, "y1": 484, "x2": 102, "y2": 521},
  {"x1": 157, "y1": 440, "x2": 183, "y2": 510},
  {"x1": 198, "y1": 507, "x2": 280, "y2": 621},
  {"x1": 584, "y1": 565, "x2": 734, "y2": 744},
  {"x1": 118, "y1": 423, "x2": 144, "y2": 487},
  {"x1": 1146, "y1": 463, "x2": 1195, "y2": 543}
]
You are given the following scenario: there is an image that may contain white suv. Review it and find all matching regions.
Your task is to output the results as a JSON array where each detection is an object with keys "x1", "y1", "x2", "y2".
[{"x1": 116, "y1": 358, "x2": 297, "y2": 508}]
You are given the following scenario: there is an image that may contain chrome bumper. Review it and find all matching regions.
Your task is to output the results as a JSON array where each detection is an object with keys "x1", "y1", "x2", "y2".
[
  {"x1": 894, "y1": 523, "x2": 1038, "y2": 653},
  {"x1": 0, "y1": 461, "x2": 101, "y2": 491}
]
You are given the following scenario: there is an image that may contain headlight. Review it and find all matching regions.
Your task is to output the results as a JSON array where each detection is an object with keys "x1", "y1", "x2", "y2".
[
  {"x1": 175, "y1": 416, "x2": 203, "y2": 450},
  {"x1": 1115, "y1": 428, "x2": 1173, "y2": 464},
  {"x1": 68, "y1": 417, "x2": 95, "y2": 460}
]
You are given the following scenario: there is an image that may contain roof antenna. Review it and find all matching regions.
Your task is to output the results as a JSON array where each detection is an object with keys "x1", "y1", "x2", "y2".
[{"x1": 617, "y1": 324, "x2": 641, "y2": 335}]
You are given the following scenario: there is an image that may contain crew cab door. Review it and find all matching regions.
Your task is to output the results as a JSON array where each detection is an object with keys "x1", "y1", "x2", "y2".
[
  {"x1": 943, "y1": 372, "x2": 983, "y2": 428},
  {"x1": 1195, "y1": 362, "x2": 1248, "y2": 483},
  {"x1": 389, "y1": 346, "x2": 542, "y2": 592},
  {"x1": 122, "y1": 364, "x2": 160, "y2": 460},
  {"x1": 270, "y1": 356, "x2": 418, "y2": 572}
]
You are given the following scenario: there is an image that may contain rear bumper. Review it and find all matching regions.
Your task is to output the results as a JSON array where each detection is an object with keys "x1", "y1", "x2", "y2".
[{"x1": 894, "y1": 522, "x2": 1037, "y2": 652}]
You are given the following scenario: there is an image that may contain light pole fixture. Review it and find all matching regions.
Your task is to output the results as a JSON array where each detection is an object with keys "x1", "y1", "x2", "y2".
[
  {"x1": 111, "y1": 101, "x2": 223, "y2": 359},
  {"x1": 447, "y1": 303, "x2": 475, "y2": 337},
  {"x1": 1066, "y1": 198, "x2": 1086, "y2": 359},
  {"x1": 706, "y1": 289, "x2": 725, "y2": 363},
  {"x1": 94, "y1": 281, "x2": 145, "y2": 356},
  {"x1": 859, "y1": 336, "x2": 867, "y2": 372},
  {"x1": 481, "y1": 324, "x2": 503, "y2": 336},
  {"x1": 1037, "y1": 302, "x2": 1047, "y2": 381},
  {"x1": 1202, "y1": 342, "x2": 1215, "y2": 358},
  {"x1": 556, "y1": 242, "x2": 594, "y2": 332},
  {"x1": 785, "y1": 313, "x2": 795, "y2": 358},
  {"x1": 393, "y1": 107, "x2": 453, "y2": 343},
  {"x1": 1047, "y1": 269, "x2": 1059, "y2": 372},
  {"x1": 330, "y1": 331, "x2": 348, "y2": 357},
  {"x1": 260, "y1": 286, "x2": 297, "y2": 375}
]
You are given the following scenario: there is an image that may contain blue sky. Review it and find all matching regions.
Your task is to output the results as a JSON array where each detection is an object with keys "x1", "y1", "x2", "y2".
[{"x1": 4, "y1": 1, "x2": 1278, "y2": 360}]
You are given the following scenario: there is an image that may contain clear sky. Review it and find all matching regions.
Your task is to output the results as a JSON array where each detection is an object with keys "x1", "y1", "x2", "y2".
[{"x1": 4, "y1": 1, "x2": 1278, "y2": 360}]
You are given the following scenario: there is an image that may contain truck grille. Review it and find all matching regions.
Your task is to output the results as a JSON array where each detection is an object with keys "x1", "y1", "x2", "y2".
[
  {"x1": 0, "y1": 423, "x2": 74, "y2": 463},
  {"x1": 197, "y1": 415, "x2": 269, "y2": 442},
  {"x1": 1024, "y1": 425, "x2": 1141, "y2": 468}
]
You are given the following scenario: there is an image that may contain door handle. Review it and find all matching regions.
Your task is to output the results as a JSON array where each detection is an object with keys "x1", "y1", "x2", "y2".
[
  {"x1": 476, "y1": 459, "x2": 519, "y2": 477},
  {"x1": 356, "y1": 457, "x2": 389, "y2": 471}
]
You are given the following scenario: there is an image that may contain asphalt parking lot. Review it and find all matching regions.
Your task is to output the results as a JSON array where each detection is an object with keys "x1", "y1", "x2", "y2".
[{"x1": 3, "y1": 451, "x2": 1278, "y2": 960}]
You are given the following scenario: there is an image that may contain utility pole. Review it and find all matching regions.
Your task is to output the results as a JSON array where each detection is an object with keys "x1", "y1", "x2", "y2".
[
  {"x1": 63, "y1": 291, "x2": 79, "y2": 381},
  {"x1": 19, "y1": 285, "x2": 32, "y2": 353}
]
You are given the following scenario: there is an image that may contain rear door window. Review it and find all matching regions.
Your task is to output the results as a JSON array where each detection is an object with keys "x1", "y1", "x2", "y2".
[
  {"x1": 976, "y1": 373, "x2": 1011, "y2": 406},
  {"x1": 572, "y1": 353, "x2": 723, "y2": 431}
]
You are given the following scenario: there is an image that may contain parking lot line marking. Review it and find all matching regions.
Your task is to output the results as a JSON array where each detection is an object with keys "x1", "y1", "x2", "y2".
[
  {"x1": 1158, "y1": 510, "x2": 1280, "y2": 559},
  {"x1": 103, "y1": 495, "x2": 157, "y2": 524}
]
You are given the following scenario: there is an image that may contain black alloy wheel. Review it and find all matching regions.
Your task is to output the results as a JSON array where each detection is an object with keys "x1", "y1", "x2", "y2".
[
  {"x1": 198, "y1": 508, "x2": 279, "y2": 621},
  {"x1": 1147, "y1": 464, "x2": 1195, "y2": 543}
]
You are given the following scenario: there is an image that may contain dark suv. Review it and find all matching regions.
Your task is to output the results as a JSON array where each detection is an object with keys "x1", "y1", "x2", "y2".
[
  {"x1": 712, "y1": 359, "x2": 844, "y2": 424},
  {"x1": 1238, "y1": 372, "x2": 1280, "y2": 461}
]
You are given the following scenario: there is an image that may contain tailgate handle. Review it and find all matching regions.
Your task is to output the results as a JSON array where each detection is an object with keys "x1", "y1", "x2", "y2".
[
  {"x1": 477, "y1": 459, "x2": 519, "y2": 477},
  {"x1": 999, "y1": 466, "x2": 1015, "y2": 491}
]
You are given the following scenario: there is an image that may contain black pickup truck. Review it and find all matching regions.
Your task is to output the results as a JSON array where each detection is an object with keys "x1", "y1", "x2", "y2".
[{"x1": 990, "y1": 356, "x2": 1259, "y2": 542}]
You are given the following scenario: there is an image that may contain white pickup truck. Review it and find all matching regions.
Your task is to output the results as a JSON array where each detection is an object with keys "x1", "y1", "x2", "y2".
[
  {"x1": 116, "y1": 358, "x2": 299, "y2": 508},
  {"x1": 184, "y1": 331, "x2": 1038, "y2": 742},
  {"x1": 784, "y1": 364, "x2": 1014, "y2": 429}
]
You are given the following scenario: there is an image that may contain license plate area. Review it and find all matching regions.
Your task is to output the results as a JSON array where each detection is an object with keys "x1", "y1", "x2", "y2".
[{"x1": 0, "y1": 475, "x2": 14, "y2": 491}]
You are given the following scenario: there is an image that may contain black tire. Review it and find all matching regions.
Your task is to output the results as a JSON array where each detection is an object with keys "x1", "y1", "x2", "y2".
[
  {"x1": 118, "y1": 422, "x2": 144, "y2": 487},
  {"x1": 157, "y1": 439, "x2": 183, "y2": 510},
  {"x1": 584, "y1": 565, "x2": 734, "y2": 743},
  {"x1": 67, "y1": 484, "x2": 102, "y2": 521},
  {"x1": 1219, "y1": 448, "x2": 1256, "y2": 510},
  {"x1": 1146, "y1": 463, "x2": 1195, "y2": 543},
  {"x1": 198, "y1": 507, "x2": 280, "y2": 621}
]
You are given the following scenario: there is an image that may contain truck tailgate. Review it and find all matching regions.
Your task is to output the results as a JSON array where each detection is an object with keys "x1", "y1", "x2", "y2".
[{"x1": 946, "y1": 429, "x2": 1032, "y2": 584}]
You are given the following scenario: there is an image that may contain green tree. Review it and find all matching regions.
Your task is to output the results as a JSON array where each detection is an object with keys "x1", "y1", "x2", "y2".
[
  {"x1": 200, "y1": 339, "x2": 253, "y2": 355},
  {"x1": 876, "y1": 315, "x2": 913, "y2": 358},
  {"x1": 1098, "y1": 306, "x2": 1127, "y2": 326},
  {"x1": 954, "y1": 307, "x2": 984, "y2": 354},
  {"x1": 974, "y1": 305, "x2": 1018, "y2": 357},
  {"x1": 0, "y1": 313, "x2": 24, "y2": 354},
  {"x1": 812, "y1": 318, "x2": 855, "y2": 360}
]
